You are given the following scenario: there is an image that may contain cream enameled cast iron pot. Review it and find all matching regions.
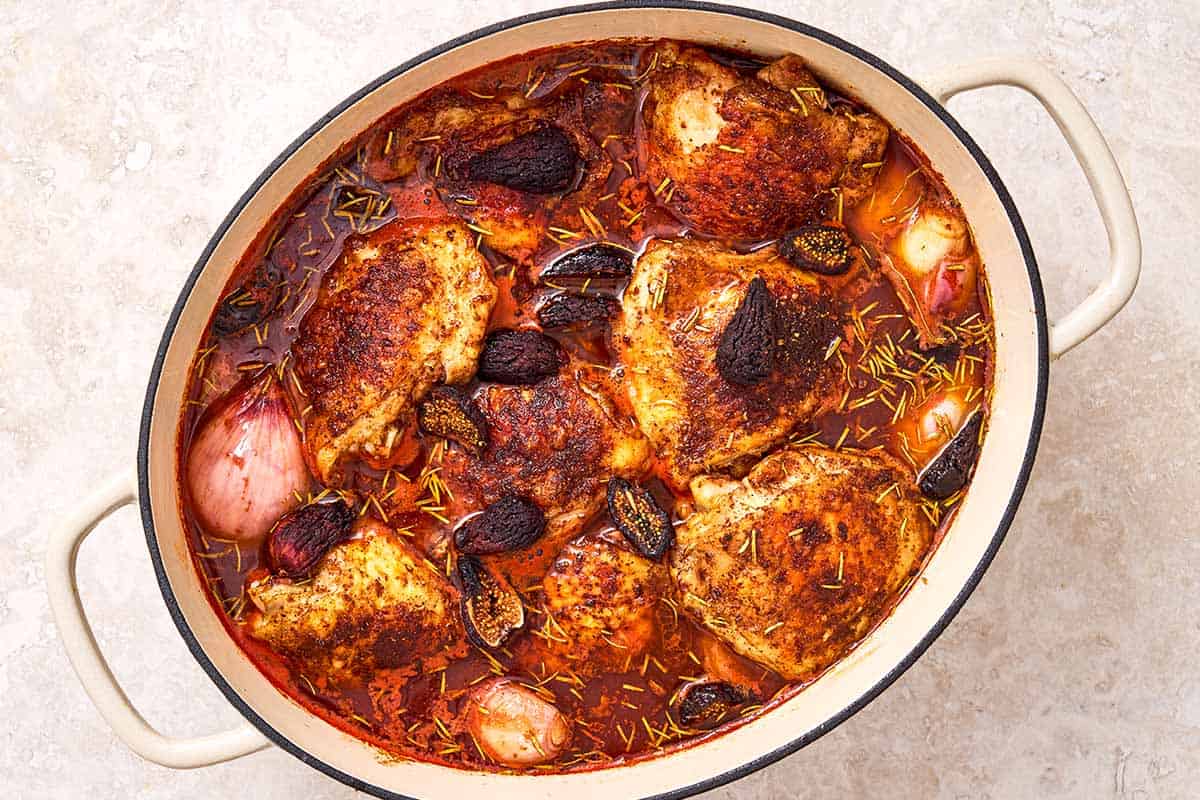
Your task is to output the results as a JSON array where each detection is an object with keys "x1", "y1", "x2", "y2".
[{"x1": 47, "y1": 3, "x2": 1140, "y2": 798}]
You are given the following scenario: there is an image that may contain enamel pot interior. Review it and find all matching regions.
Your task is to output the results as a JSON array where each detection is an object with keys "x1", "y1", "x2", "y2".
[{"x1": 139, "y1": 4, "x2": 1047, "y2": 799}]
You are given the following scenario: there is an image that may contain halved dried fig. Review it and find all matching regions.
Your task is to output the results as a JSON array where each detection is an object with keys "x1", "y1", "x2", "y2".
[
  {"x1": 778, "y1": 225, "x2": 853, "y2": 275},
  {"x1": 540, "y1": 243, "x2": 633, "y2": 281},
  {"x1": 457, "y1": 555, "x2": 525, "y2": 648},
  {"x1": 459, "y1": 126, "x2": 581, "y2": 195},
  {"x1": 716, "y1": 276, "x2": 778, "y2": 386},
  {"x1": 212, "y1": 262, "x2": 285, "y2": 336},
  {"x1": 536, "y1": 293, "x2": 619, "y2": 330},
  {"x1": 918, "y1": 408, "x2": 983, "y2": 500},
  {"x1": 606, "y1": 477, "x2": 673, "y2": 560},
  {"x1": 672, "y1": 680, "x2": 747, "y2": 730},
  {"x1": 477, "y1": 329, "x2": 563, "y2": 385},
  {"x1": 267, "y1": 499, "x2": 356, "y2": 578},
  {"x1": 417, "y1": 388, "x2": 488, "y2": 453},
  {"x1": 455, "y1": 495, "x2": 546, "y2": 555}
]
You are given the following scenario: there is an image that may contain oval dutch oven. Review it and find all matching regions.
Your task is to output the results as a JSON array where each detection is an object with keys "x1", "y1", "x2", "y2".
[{"x1": 47, "y1": 3, "x2": 1140, "y2": 798}]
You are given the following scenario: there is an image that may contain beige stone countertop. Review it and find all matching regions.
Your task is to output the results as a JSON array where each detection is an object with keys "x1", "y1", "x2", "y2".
[{"x1": 3, "y1": 1, "x2": 1197, "y2": 797}]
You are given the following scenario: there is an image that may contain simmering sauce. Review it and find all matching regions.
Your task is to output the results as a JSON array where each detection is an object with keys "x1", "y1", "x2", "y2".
[{"x1": 178, "y1": 39, "x2": 992, "y2": 772}]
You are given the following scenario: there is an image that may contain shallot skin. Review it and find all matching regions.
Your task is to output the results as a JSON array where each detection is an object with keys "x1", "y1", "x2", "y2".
[
  {"x1": 186, "y1": 375, "x2": 310, "y2": 542},
  {"x1": 465, "y1": 678, "x2": 571, "y2": 766}
]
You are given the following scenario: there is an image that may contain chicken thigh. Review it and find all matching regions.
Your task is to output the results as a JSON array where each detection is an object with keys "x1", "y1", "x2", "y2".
[
  {"x1": 533, "y1": 531, "x2": 668, "y2": 678},
  {"x1": 292, "y1": 218, "x2": 496, "y2": 484},
  {"x1": 247, "y1": 520, "x2": 465, "y2": 683},
  {"x1": 611, "y1": 238, "x2": 847, "y2": 489},
  {"x1": 362, "y1": 80, "x2": 614, "y2": 263},
  {"x1": 643, "y1": 43, "x2": 888, "y2": 239},
  {"x1": 670, "y1": 446, "x2": 932, "y2": 682},
  {"x1": 440, "y1": 360, "x2": 652, "y2": 584}
]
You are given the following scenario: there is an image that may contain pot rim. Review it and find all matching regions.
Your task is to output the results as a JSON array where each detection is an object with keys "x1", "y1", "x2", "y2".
[{"x1": 137, "y1": 2, "x2": 1049, "y2": 798}]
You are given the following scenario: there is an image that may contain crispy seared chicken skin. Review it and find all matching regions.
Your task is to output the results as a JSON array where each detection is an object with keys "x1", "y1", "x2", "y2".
[
  {"x1": 292, "y1": 218, "x2": 496, "y2": 484},
  {"x1": 362, "y1": 79, "x2": 619, "y2": 262},
  {"x1": 612, "y1": 238, "x2": 848, "y2": 490},
  {"x1": 524, "y1": 531, "x2": 668, "y2": 678},
  {"x1": 642, "y1": 43, "x2": 889, "y2": 240},
  {"x1": 670, "y1": 446, "x2": 932, "y2": 682},
  {"x1": 440, "y1": 361, "x2": 652, "y2": 584},
  {"x1": 247, "y1": 520, "x2": 465, "y2": 683}
]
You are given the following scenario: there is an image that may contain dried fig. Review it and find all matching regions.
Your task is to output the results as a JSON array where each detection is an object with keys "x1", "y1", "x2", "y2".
[
  {"x1": 455, "y1": 495, "x2": 546, "y2": 555},
  {"x1": 212, "y1": 262, "x2": 284, "y2": 336},
  {"x1": 716, "y1": 276, "x2": 778, "y2": 386},
  {"x1": 477, "y1": 329, "x2": 562, "y2": 384},
  {"x1": 459, "y1": 126, "x2": 581, "y2": 195},
  {"x1": 536, "y1": 293, "x2": 619, "y2": 330},
  {"x1": 778, "y1": 225, "x2": 853, "y2": 275},
  {"x1": 417, "y1": 388, "x2": 488, "y2": 453},
  {"x1": 672, "y1": 680, "x2": 747, "y2": 729},
  {"x1": 918, "y1": 408, "x2": 983, "y2": 500},
  {"x1": 457, "y1": 555, "x2": 525, "y2": 648},
  {"x1": 920, "y1": 341, "x2": 960, "y2": 365},
  {"x1": 267, "y1": 500, "x2": 356, "y2": 578},
  {"x1": 606, "y1": 477, "x2": 673, "y2": 560},
  {"x1": 540, "y1": 243, "x2": 633, "y2": 281}
]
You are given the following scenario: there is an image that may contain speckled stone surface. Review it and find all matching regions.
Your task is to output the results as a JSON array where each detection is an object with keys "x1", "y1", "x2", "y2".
[{"x1": 2, "y1": 0, "x2": 1197, "y2": 797}]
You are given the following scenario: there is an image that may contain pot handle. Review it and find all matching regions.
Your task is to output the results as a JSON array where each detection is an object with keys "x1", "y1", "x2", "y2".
[
  {"x1": 46, "y1": 469, "x2": 270, "y2": 768},
  {"x1": 924, "y1": 58, "x2": 1140, "y2": 359}
]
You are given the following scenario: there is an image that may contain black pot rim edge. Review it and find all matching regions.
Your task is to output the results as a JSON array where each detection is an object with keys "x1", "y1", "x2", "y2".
[{"x1": 137, "y1": 3, "x2": 1049, "y2": 798}]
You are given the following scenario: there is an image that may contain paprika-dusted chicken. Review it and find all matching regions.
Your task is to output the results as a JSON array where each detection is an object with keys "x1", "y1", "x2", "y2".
[
  {"x1": 439, "y1": 360, "x2": 652, "y2": 585},
  {"x1": 527, "y1": 531, "x2": 669, "y2": 678},
  {"x1": 671, "y1": 446, "x2": 933, "y2": 682},
  {"x1": 292, "y1": 218, "x2": 496, "y2": 484},
  {"x1": 643, "y1": 43, "x2": 888, "y2": 239},
  {"x1": 361, "y1": 76, "x2": 618, "y2": 262},
  {"x1": 612, "y1": 238, "x2": 848, "y2": 489},
  {"x1": 247, "y1": 520, "x2": 465, "y2": 683}
]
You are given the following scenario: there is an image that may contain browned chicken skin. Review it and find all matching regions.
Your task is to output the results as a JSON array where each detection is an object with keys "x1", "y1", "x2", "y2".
[
  {"x1": 530, "y1": 531, "x2": 668, "y2": 678},
  {"x1": 362, "y1": 80, "x2": 617, "y2": 263},
  {"x1": 612, "y1": 238, "x2": 848, "y2": 490},
  {"x1": 440, "y1": 360, "x2": 652, "y2": 585},
  {"x1": 671, "y1": 446, "x2": 933, "y2": 682},
  {"x1": 247, "y1": 520, "x2": 466, "y2": 684},
  {"x1": 292, "y1": 218, "x2": 496, "y2": 484},
  {"x1": 643, "y1": 43, "x2": 888, "y2": 239}
]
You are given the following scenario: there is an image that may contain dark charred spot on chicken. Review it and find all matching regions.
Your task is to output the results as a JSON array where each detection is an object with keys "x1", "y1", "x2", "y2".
[
  {"x1": 540, "y1": 243, "x2": 633, "y2": 281},
  {"x1": 417, "y1": 387, "x2": 488, "y2": 453},
  {"x1": 918, "y1": 408, "x2": 983, "y2": 500},
  {"x1": 457, "y1": 554, "x2": 525, "y2": 649},
  {"x1": 673, "y1": 680, "x2": 748, "y2": 730},
  {"x1": 716, "y1": 276, "x2": 779, "y2": 386},
  {"x1": 606, "y1": 477, "x2": 674, "y2": 560},
  {"x1": 267, "y1": 500, "x2": 356, "y2": 579},
  {"x1": 536, "y1": 293, "x2": 620, "y2": 330},
  {"x1": 477, "y1": 328, "x2": 563, "y2": 384},
  {"x1": 458, "y1": 126, "x2": 582, "y2": 195},
  {"x1": 454, "y1": 495, "x2": 547, "y2": 555},
  {"x1": 778, "y1": 225, "x2": 853, "y2": 275}
]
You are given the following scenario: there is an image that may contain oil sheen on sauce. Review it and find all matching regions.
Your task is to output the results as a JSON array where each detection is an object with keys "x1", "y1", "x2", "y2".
[{"x1": 178, "y1": 39, "x2": 993, "y2": 772}]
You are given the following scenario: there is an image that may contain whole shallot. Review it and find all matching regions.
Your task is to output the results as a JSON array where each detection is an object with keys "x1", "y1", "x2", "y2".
[{"x1": 186, "y1": 374, "x2": 310, "y2": 542}]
